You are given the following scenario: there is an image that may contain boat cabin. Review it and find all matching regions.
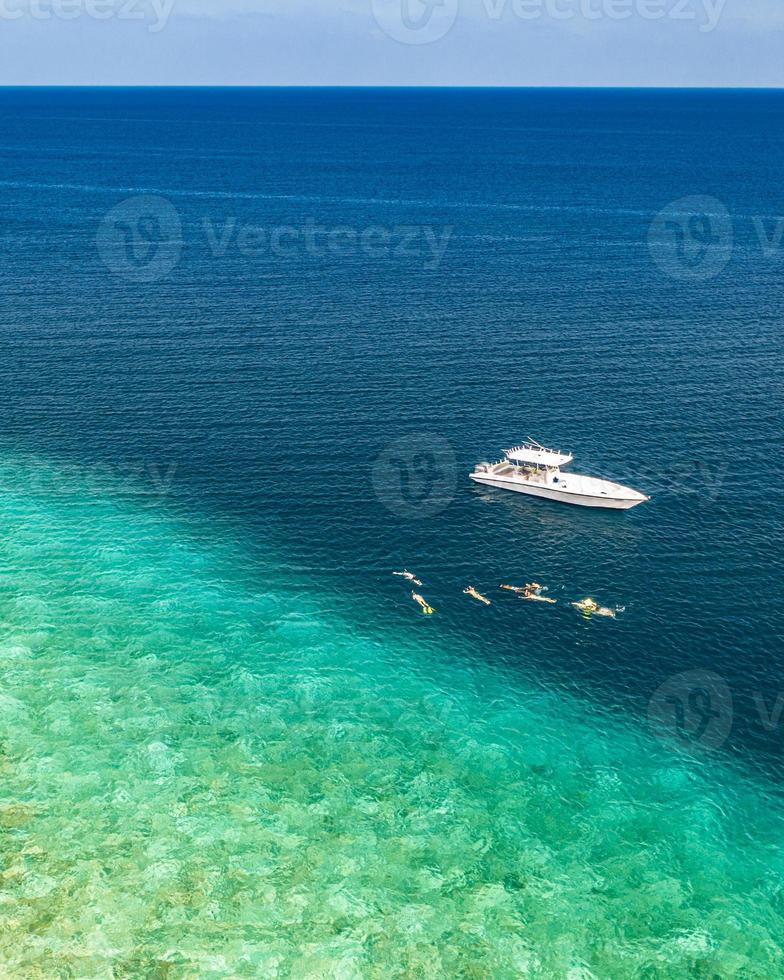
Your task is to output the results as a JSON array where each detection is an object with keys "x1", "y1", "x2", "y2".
[{"x1": 473, "y1": 442, "x2": 573, "y2": 484}]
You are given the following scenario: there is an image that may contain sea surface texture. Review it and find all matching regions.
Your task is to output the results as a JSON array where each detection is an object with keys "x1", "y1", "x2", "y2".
[{"x1": 1, "y1": 88, "x2": 783, "y2": 977}]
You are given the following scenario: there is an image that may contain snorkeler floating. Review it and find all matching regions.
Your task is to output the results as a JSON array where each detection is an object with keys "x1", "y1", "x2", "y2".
[
  {"x1": 463, "y1": 586, "x2": 491, "y2": 605},
  {"x1": 521, "y1": 582, "x2": 557, "y2": 604},
  {"x1": 571, "y1": 597, "x2": 616, "y2": 618},
  {"x1": 411, "y1": 591, "x2": 434, "y2": 615},
  {"x1": 500, "y1": 583, "x2": 556, "y2": 603},
  {"x1": 395, "y1": 573, "x2": 618, "y2": 619}
]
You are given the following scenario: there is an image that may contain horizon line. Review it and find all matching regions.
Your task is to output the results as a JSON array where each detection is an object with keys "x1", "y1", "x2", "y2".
[{"x1": 1, "y1": 84, "x2": 782, "y2": 91}]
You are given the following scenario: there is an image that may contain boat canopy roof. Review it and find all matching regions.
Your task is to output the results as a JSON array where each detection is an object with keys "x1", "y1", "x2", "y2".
[{"x1": 505, "y1": 443, "x2": 573, "y2": 467}]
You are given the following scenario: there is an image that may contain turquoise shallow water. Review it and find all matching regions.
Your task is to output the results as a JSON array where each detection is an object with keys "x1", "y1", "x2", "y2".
[{"x1": 2, "y1": 455, "x2": 784, "y2": 977}]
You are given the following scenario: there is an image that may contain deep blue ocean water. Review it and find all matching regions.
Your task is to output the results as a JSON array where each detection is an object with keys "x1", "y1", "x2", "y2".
[{"x1": 1, "y1": 88, "x2": 784, "y2": 974}]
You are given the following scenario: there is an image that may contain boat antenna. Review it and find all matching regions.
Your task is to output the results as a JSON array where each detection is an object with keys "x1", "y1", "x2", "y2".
[{"x1": 526, "y1": 436, "x2": 546, "y2": 450}]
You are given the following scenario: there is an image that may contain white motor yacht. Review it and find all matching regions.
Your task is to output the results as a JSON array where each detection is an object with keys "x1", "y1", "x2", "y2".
[{"x1": 469, "y1": 439, "x2": 649, "y2": 510}]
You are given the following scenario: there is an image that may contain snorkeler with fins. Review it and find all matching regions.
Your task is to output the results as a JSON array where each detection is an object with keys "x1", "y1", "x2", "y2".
[
  {"x1": 395, "y1": 571, "x2": 619, "y2": 620},
  {"x1": 411, "y1": 591, "x2": 435, "y2": 615},
  {"x1": 500, "y1": 583, "x2": 556, "y2": 604},
  {"x1": 521, "y1": 583, "x2": 557, "y2": 604}
]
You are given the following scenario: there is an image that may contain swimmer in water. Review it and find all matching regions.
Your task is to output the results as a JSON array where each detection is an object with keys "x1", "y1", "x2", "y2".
[
  {"x1": 572, "y1": 597, "x2": 615, "y2": 618},
  {"x1": 464, "y1": 586, "x2": 491, "y2": 605},
  {"x1": 522, "y1": 583, "x2": 557, "y2": 604},
  {"x1": 394, "y1": 570, "x2": 423, "y2": 586},
  {"x1": 411, "y1": 591, "x2": 434, "y2": 615},
  {"x1": 500, "y1": 584, "x2": 527, "y2": 594}
]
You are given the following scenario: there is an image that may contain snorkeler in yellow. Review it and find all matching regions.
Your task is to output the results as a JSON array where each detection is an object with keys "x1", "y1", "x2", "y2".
[
  {"x1": 464, "y1": 586, "x2": 491, "y2": 605},
  {"x1": 572, "y1": 597, "x2": 615, "y2": 618},
  {"x1": 412, "y1": 591, "x2": 434, "y2": 615}
]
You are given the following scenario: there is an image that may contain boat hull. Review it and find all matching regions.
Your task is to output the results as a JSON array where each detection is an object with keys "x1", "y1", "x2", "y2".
[{"x1": 469, "y1": 473, "x2": 647, "y2": 509}]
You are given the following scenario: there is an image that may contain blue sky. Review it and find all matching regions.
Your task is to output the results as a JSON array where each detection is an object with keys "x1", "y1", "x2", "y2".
[{"x1": 0, "y1": 0, "x2": 781, "y2": 86}]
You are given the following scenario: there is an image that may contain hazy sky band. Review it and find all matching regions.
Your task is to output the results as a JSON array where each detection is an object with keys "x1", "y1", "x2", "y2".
[{"x1": 0, "y1": 0, "x2": 781, "y2": 86}]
